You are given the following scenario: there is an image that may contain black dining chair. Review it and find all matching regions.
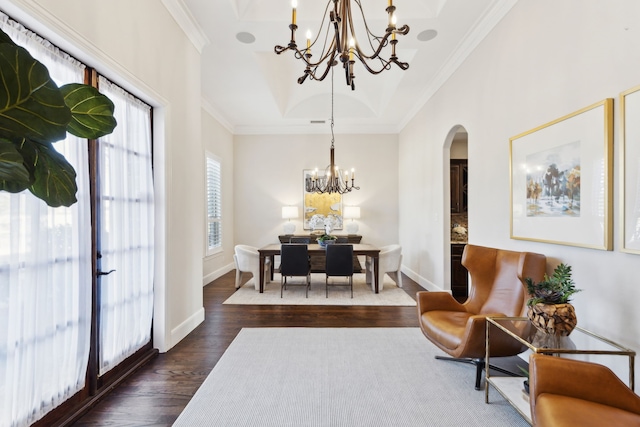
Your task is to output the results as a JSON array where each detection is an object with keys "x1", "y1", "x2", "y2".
[
  {"x1": 325, "y1": 244, "x2": 354, "y2": 298},
  {"x1": 280, "y1": 244, "x2": 311, "y2": 297}
]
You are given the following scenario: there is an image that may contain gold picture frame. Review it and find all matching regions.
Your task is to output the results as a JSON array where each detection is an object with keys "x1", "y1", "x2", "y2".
[
  {"x1": 302, "y1": 169, "x2": 343, "y2": 230},
  {"x1": 620, "y1": 85, "x2": 640, "y2": 254},
  {"x1": 509, "y1": 98, "x2": 613, "y2": 250}
]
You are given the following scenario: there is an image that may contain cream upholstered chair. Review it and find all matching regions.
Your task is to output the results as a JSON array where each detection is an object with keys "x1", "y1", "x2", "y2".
[
  {"x1": 234, "y1": 245, "x2": 270, "y2": 291},
  {"x1": 366, "y1": 244, "x2": 402, "y2": 291}
]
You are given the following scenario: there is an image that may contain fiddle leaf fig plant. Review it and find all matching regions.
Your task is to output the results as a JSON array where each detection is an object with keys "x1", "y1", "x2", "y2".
[{"x1": 0, "y1": 28, "x2": 117, "y2": 207}]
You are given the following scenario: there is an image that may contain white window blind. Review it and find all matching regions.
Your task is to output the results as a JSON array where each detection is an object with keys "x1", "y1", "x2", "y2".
[{"x1": 206, "y1": 153, "x2": 222, "y2": 255}]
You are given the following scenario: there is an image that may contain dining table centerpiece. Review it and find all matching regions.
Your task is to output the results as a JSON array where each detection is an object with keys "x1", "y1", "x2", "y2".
[
  {"x1": 309, "y1": 214, "x2": 339, "y2": 248},
  {"x1": 316, "y1": 233, "x2": 337, "y2": 247}
]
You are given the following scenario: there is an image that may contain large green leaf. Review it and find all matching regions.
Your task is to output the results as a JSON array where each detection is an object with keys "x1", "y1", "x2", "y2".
[
  {"x1": 0, "y1": 28, "x2": 16, "y2": 46},
  {"x1": 61, "y1": 83, "x2": 117, "y2": 139},
  {"x1": 18, "y1": 139, "x2": 78, "y2": 207},
  {"x1": 0, "y1": 138, "x2": 31, "y2": 192},
  {"x1": 0, "y1": 44, "x2": 71, "y2": 144}
]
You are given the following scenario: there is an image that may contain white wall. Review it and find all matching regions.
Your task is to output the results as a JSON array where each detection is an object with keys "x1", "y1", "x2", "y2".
[
  {"x1": 6, "y1": 0, "x2": 205, "y2": 352},
  {"x1": 400, "y1": 0, "x2": 640, "y2": 383},
  {"x1": 202, "y1": 108, "x2": 236, "y2": 285},
  {"x1": 234, "y1": 133, "x2": 399, "y2": 249}
]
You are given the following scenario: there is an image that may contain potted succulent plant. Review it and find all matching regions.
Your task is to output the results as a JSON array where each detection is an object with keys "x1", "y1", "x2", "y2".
[{"x1": 525, "y1": 263, "x2": 582, "y2": 336}]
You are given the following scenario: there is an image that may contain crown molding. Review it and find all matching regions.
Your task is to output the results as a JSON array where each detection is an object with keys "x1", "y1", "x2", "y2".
[
  {"x1": 202, "y1": 98, "x2": 234, "y2": 133},
  {"x1": 161, "y1": 0, "x2": 209, "y2": 53},
  {"x1": 398, "y1": 0, "x2": 518, "y2": 131},
  {"x1": 1, "y1": 0, "x2": 169, "y2": 107}
]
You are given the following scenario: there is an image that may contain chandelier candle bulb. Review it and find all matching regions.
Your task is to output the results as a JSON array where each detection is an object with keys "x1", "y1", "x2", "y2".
[
  {"x1": 349, "y1": 38, "x2": 355, "y2": 61},
  {"x1": 291, "y1": 0, "x2": 297, "y2": 26},
  {"x1": 306, "y1": 30, "x2": 311, "y2": 49}
]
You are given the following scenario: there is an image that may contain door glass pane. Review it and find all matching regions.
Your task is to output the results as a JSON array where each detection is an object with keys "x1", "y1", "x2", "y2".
[{"x1": 97, "y1": 77, "x2": 154, "y2": 375}]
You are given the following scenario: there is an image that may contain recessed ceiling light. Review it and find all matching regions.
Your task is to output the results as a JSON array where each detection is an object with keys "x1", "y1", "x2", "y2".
[
  {"x1": 417, "y1": 29, "x2": 438, "y2": 42},
  {"x1": 236, "y1": 32, "x2": 255, "y2": 44}
]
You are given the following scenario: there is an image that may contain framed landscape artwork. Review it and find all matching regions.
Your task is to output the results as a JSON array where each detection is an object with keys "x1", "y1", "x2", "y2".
[
  {"x1": 302, "y1": 169, "x2": 343, "y2": 230},
  {"x1": 510, "y1": 98, "x2": 613, "y2": 250},
  {"x1": 620, "y1": 85, "x2": 640, "y2": 254}
]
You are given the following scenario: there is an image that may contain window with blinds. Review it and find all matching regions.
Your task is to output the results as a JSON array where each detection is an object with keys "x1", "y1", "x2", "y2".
[{"x1": 206, "y1": 153, "x2": 222, "y2": 255}]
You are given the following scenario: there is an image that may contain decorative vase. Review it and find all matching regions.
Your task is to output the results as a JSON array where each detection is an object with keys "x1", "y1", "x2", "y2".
[
  {"x1": 317, "y1": 239, "x2": 335, "y2": 248},
  {"x1": 527, "y1": 303, "x2": 577, "y2": 336}
]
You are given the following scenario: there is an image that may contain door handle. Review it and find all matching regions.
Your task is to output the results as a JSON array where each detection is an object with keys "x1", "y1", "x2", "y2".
[{"x1": 97, "y1": 269, "x2": 116, "y2": 276}]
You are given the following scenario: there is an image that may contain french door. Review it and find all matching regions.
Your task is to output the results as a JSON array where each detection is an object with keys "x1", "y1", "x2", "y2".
[{"x1": 0, "y1": 13, "x2": 156, "y2": 427}]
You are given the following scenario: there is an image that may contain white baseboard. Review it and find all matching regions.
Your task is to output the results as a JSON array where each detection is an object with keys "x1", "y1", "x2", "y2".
[
  {"x1": 170, "y1": 307, "x2": 205, "y2": 348},
  {"x1": 203, "y1": 262, "x2": 235, "y2": 286},
  {"x1": 402, "y1": 266, "x2": 447, "y2": 292}
]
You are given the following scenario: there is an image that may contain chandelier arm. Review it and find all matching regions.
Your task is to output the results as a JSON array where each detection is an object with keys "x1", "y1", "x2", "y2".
[
  {"x1": 310, "y1": 0, "x2": 334, "y2": 47},
  {"x1": 301, "y1": 53, "x2": 338, "y2": 83},
  {"x1": 351, "y1": 0, "x2": 386, "y2": 56},
  {"x1": 276, "y1": 0, "x2": 408, "y2": 91},
  {"x1": 352, "y1": 53, "x2": 391, "y2": 74},
  {"x1": 354, "y1": 25, "x2": 412, "y2": 62}
]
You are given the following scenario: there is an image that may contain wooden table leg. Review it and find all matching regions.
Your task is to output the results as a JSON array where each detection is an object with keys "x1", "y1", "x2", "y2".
[
  {"x1": 259, "y1": 254, "x2": 265, "y2": 293},
  {"x1": 269, "y1": 255, "x2": 274, "y2": 281},
  {"x1": 373, "y1": 255, "x2": 380, "y2": 293}
]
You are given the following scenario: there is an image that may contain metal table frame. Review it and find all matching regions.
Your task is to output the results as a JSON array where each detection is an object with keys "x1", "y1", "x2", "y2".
[{"x1": 485, "y1": 316, "x2": 636, "y2": 424}]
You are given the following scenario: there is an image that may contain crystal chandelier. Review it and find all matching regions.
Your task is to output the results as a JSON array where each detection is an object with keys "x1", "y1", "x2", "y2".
[
  {"x1": 274, "y1": 0, "x2": 410, "y2": 90},
  {"x1": 305, "y1": 69, "x2": 359, "y2": 195}
]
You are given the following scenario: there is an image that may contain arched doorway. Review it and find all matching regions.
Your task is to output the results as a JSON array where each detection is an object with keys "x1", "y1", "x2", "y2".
[{"x1": 444, "y1": 126, "x2": 468, "y2": 301}]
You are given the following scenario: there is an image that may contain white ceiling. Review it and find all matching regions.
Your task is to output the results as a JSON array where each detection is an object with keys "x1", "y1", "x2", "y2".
[{"x1": 175, "y1": 0, "x2": 516, "y2": 134}]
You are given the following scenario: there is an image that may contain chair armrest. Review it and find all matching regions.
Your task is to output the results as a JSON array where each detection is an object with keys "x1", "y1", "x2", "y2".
[
  {"x1": 529, "y1": 354, "x2": 640, "y2": 416},
  {"x1": 416, "y1": 291, "x2": 465, "y2": 314}
]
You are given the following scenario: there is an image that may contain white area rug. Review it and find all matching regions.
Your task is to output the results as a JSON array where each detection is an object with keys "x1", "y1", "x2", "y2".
[
  {"x1": 223, "y1": 273, "x2": 416, "y2": 306},
  {"x1": 173, "y1": 328, "x2": 529, "y2": 427}
]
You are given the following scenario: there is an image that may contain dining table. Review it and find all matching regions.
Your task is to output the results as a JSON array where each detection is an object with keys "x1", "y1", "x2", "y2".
[{"x1": 258, "y1": 243, "x2": 381, "y2": 293}]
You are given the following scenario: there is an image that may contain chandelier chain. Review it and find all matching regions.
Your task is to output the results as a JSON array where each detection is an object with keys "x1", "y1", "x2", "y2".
[
  {"x1": 330, "y1": 66, "x2": 335, "y2": 149},
  {"x1": 303, "y1": 66, "x2": 359, "y2": 195}
]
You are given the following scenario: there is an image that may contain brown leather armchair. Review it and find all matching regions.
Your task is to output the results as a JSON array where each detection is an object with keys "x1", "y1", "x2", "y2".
[
  {"x1": 529, "y1": 354, "x2": 640, "y2": 426},
  {"x1": 417, "y1": 244, "x2": 546, "y2": 389}
]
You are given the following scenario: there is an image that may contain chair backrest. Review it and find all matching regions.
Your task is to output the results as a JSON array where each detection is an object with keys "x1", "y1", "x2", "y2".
[
  {"x1": 280, "y1": 244, "x2": 310, "y2": 276},
  {"x1": 325, "y1": 244, "x2": 354, "y2": 276},
  {"x1": 234, "y1": 244, "x2": 259, "y2": 271},
  {"x1": 289, "y1": 236, "x2": 310, "y2": 244},
  {"x1": 461, "y1": 244, "x2": 546, "y2": 317}
]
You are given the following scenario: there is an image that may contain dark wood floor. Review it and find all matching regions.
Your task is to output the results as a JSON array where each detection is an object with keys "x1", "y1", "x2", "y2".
[{"x1": 72, "y1": 271, "x2": 424, "y2": 426}]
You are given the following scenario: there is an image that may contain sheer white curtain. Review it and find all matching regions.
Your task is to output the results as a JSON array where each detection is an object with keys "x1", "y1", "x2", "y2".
[
  {"x1": 97, "y1": 77, "x2": 154, "y2": 375},
  {"x1": 0, "y1": 13, "x2": 91, "y2": 427}
]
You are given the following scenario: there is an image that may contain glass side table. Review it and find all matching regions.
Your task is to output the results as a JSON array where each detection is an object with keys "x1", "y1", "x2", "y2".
[{"x1": 485, "y1": 316, "x2": 636, "y2": 424}]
